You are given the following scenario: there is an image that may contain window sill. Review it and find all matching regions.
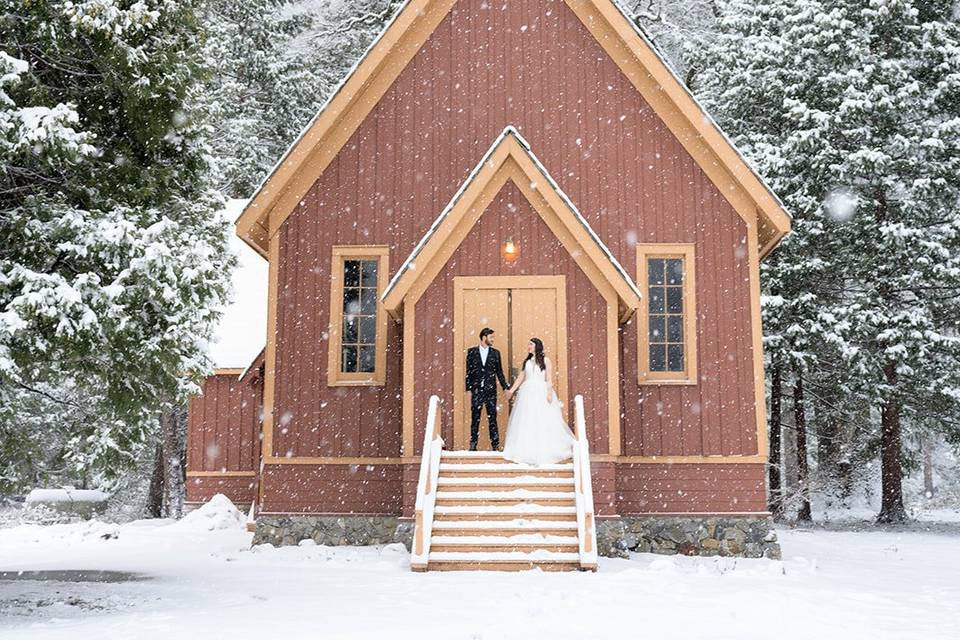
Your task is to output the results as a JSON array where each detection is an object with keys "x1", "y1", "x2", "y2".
[
  {"x1": 637, "y1": 377, "x2": 698, "y2": 386},
  {"x1": 327, "y1": 378, "x2": 386, "y2": 387}
]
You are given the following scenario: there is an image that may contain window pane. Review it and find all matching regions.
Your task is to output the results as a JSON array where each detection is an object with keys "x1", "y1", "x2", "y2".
[
  {"x1": 344, "y1": 260, "x2": 361, "y2": 288},
  {"x1": 359, "y1": 346, "x2": 376, "y2": 373},
  {"x1": 359, "y1": 315, "x2": 377, "y2": 344},
  {"x1": 666, "y1": 286, "x2": 683, "y2": 313},
  {"x1": 649, "y1": 344, "x2": 666, "y2": 372},
  {"x1": 648, "y1": 258, "x2": 665, "y2": 285},
  {"x1": 341, "y1": 346, "x2": 358, "y2": 373},
  {"x1": 360, "y1": 287, "x2": 378, "y2": 316},
  {"x1": 360, "y1": 260, "x2": 378, "y2": 287},
  {"x1": 666, "y1": 258, "x2": 684, "y2": 285},
  {"x1": 667, "y1": 344, "x2": 685, "y2": 372},
  {"x1": 343, "y1": 288, "x2": 360, "y2": 317},
  {"x1": 649, "y1": 316, "x2": 665, "y2": 343},
  {"x1": 343, "y1": 317, "x2": 358, "y2": 344},
  {"x1": 648, "y1": 287, "x2": 664, "y2": 314},
  {"x1": 667, "y1": 315, "x2": 684, "y2": 343}
]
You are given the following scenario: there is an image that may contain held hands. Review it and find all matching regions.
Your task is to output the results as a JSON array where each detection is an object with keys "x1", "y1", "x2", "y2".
[{"x1": 505, "y1": 389, "x2": 514, "y2": 401}]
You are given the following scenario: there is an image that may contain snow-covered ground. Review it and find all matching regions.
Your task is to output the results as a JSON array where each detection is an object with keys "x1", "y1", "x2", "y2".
[{"x1": 1, "y1": 497, "x2": 958, "y2": 640}]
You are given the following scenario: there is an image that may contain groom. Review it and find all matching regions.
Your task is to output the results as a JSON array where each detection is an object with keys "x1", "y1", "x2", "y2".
[{"x1": 465, "y1": 328, "x2": 511, "y2": 451}]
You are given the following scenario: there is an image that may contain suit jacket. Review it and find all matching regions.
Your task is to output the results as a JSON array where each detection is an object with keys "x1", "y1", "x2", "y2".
[{"x1": 465, "y1": 346, "x2": 509, "y2": 400}]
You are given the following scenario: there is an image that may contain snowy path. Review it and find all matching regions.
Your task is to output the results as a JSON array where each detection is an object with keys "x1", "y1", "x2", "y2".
[{"x1": 0, "y1": 510, "x2": 958, "y2": 639}]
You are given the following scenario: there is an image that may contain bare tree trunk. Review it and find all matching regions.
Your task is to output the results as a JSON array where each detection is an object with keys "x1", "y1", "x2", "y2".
[
  {"x1": 923, "y1": 434, "x2": 935, "y2": 499},
  {"x1": 794, "y1": 375, "x2": 812, "y2": 522},
  {"x1": 161, "y1": 406, "x2": 186, "y2": 519},
  {"x1": 768, "y1": 358, "x2": 784, "y2": 517},
  {"x1": 146, "y1": 442, "x2": 164, "y2": 518},
  {"x1": 877, "y1": 362, "x2": 907, "y2": 523},
  {"x1": 816, "y1": 381, "x2": 843, "y2": 487}
]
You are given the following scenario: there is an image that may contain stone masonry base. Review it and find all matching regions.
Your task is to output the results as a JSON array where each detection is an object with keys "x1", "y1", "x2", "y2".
[
  {"x1": 252, "y1": 515, "x2": 404, "y2": 547},
  {"x1": 252, "y1": 514, "x2": 780, "y2": 560},
  {"x1": 596, "y1": 515, "x2": 781, "y2": 559}
]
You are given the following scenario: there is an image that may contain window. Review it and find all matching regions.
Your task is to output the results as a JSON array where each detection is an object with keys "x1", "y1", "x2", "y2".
[
  {"x1": 327, "y1": 246, "x2": 389, "y2": 386},
  {"x1": 636, "y1": 244, "x2": 697, "y2": 384}
]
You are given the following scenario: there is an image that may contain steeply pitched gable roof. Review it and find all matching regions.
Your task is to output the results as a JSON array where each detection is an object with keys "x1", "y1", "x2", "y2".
[
  {"x1": 236, "y1": 0, "x2": 790, "y2": 259},
  {"x1": 380, "y1": 126, "x2": 642, "y2": 320}
]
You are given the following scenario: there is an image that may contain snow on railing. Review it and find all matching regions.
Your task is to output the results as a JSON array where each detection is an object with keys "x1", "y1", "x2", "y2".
[
  {"x1": 411, "y1": 395, "x2": 444, "y2": 570},
  {"x1": 572, "y1": 394, "x2": 598, "y2": 570}
]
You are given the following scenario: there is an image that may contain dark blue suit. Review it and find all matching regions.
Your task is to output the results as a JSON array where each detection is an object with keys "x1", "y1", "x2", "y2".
[{"x1": 465, "y1": 346, "x2": 510, "y2": 450}]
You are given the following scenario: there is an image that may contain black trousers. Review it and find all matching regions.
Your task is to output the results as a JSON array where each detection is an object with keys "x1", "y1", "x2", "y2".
[{"x1": 470, "y1": 393, "x2": 500, "y2": 450}]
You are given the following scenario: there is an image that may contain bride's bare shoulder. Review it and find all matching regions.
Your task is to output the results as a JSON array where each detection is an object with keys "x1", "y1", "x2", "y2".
[{"x1": 544, "y1": 355, "x2": 553, "y2": 366}]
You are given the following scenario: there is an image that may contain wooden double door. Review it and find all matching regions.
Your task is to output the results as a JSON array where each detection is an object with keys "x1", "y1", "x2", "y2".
[{"x1": 452, "y1": 276, "x2": 569, "y2": 450}]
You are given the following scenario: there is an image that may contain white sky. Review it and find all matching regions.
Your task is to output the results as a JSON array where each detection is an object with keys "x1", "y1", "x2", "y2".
[{"x1": 208, "y1": 199, "x2": 268, "y2": 369}]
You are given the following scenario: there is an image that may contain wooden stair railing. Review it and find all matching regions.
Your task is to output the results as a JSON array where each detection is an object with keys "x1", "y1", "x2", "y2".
[
  {"x1": 572, "y1": 394, "x2": 598, "y2": 570},
  {"x1": 410, "y1": 395, "x2": 443, "y2": 571}
]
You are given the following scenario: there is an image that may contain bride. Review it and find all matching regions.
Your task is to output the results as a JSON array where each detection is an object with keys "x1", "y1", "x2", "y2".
[{"x1": 502, "y1": 338, "x2": 576, "y2": 466}]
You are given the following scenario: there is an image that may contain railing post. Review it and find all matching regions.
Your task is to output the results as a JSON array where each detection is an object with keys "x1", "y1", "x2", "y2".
[
  {"x1": 411, "y1": 395, "x2": 443, "y2": 571},
  {"x1": 573, "y1": 394, "x2": 598, "y2": 571}
]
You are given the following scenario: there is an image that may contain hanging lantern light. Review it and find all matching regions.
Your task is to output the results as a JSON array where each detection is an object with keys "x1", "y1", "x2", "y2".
[{"x1": 501, "y1": 237, "x2": 520, "y2": 263}]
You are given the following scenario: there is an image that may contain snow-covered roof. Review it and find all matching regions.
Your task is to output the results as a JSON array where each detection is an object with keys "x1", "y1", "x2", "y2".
[{"x1": 209, "y1": 199, "x2": 268, "y2": 370}]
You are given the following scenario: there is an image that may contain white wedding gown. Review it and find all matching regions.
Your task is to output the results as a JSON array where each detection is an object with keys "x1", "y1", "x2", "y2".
[{"x1": 502, "y1": 359, "x2": 576, "y2": 466}]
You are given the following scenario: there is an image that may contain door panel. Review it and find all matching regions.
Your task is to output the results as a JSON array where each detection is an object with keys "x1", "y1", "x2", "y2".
[
  {"x1": 452, "y1": 276, "x2": 568, "y2": 450},
  {"x1": 456, "y1": 288, "x2": 509, "y2": 450},
  {"x1": 510, "y1": 289, "x2": 566, "y2": 417}
]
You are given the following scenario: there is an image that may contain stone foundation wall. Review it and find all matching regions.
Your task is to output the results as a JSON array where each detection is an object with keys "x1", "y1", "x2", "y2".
[
  {"x1": 251, "y1": 514, "x2": 781, "y2": 561},
  {"x1": 596, "y1": 515, "x2": 781, "y2": 560},
  {"x1": 252, "y1": 515, "x2": 403, "y2": 547}
]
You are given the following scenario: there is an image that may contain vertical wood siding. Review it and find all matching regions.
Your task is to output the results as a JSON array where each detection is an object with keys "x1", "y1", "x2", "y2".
[
  {"x1": 187, "y1": 373, "x2": 262, "y2": 474},
  {"x1": 186, "y1": 371, "x2": 263, "y2": 505},
  {"x1": 616, "y1": 463, "x2": 767, "y2": 513}
]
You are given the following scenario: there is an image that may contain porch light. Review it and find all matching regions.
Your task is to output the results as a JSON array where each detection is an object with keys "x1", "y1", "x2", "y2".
[{"x1": 501, "y1": 237, "x2": 520, "y2": 263}]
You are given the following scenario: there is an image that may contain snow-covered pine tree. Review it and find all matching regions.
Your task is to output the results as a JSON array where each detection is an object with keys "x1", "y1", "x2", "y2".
[
  {"x1": 204, "y1": 0, "x2": 401, "y2": 198},
  {"x1": 203, "y1": 0, "x2": 318, "y2": 197},
  {"x1": 690, "y1": 0, "x2": 960, "y2": 523},
  {"x1": 624, "y1": 0, "x2": 722, "y2": 82},
  {"x1": 0, "y1": 1, "x2": 233, "y2": 494}
]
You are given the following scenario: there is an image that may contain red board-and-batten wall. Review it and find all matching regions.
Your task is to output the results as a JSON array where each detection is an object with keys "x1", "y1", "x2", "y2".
[
  {"x1": 186, "y1": 364, "x2": 263, "y2": 506},
  {"x1": 262, "y1": 0, "x2": 768, "y2": 515}
]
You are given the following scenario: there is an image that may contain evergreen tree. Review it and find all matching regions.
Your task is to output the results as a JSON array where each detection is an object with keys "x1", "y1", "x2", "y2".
[
  {"x1": 0, "y1": 0, "x2": 233, "y2": 493},
  {"x1": 204, "y1": 0, "x2": 400, "y2": 198},
  {"x1": 690, "y1": 0, "x2": 960, "y2": 522}
]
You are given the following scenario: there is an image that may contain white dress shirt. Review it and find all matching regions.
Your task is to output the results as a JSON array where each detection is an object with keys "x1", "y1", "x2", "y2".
[{"x1": 479, "y1": 344, "x2": 489, "y2": 366}]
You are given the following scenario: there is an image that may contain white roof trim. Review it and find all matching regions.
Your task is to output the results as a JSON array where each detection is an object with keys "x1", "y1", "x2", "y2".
[{"x1": 382, "y1": 125, "x2": 642, "y2": 304}]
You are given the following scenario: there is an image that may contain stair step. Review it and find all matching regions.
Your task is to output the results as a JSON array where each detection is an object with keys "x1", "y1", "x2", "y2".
[
  {"x1": 441, "y1": 453, "x2": 506, "y2": 464},
  {"x1": 433, "y1": 534, "x2": 578, "y2": 545},
  {"x1": 435, "y1": 501, "x2": 576, "y2": 511},
  {"x1": 433, "y1": 519, "x2": 579, "y2": 534},
  {"x1": 428, "y1": 550, "x2": 580, "y2": 568},
  {"x1": 440, "y1": 464, "x2": 574, "y2": 479},
  {"x1": 436, "y1": 490, "x2": 575, "y2": 500},
  {"x1": 434, "y1": 504, "x2": 577, "y2": 518},
  {"x1": 437, "y1": 476, "x2": 574, "y2": 492},
  {"x1": 440, "y1": 463, "x2": 573, "y2": 472},
  {"x1": 431, "y1": 544, "x2": 577, "y2": 553}
]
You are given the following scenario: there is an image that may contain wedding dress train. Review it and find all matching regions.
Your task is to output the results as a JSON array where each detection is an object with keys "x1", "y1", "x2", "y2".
[{"x1": 502, "y1": 359, "x2": 576, "y2": 466}]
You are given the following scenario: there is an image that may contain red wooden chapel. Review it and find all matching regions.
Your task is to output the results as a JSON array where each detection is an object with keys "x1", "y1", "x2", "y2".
[{"x1": 185, "y1": 0, "x2": 791, "y2": 569}]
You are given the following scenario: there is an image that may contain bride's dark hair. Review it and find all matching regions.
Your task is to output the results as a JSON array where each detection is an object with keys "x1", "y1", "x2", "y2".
[{"x1": 524, "y1": 338, "x2": 546, "y2": 371}]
